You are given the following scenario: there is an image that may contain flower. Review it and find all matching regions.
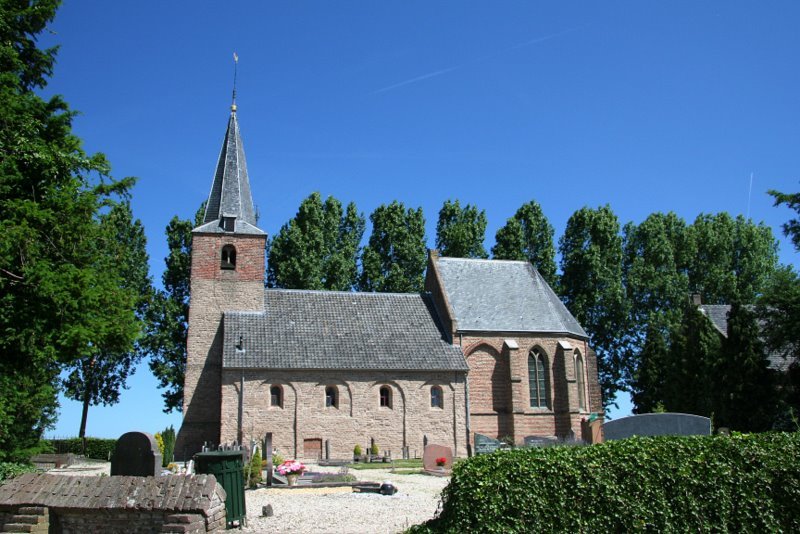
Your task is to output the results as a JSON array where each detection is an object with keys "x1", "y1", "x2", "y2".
[
  {"x1": 435, "y1": 457, "x2": 447, "y2": 467},
  {"x1": 276, "y1": 459, "x2": 306, "y2": 476}
]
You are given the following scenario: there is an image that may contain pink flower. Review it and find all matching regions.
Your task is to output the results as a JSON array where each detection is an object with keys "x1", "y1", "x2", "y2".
[{"x1": 276, "y1": 459, "x2": 306, "y2": 476}]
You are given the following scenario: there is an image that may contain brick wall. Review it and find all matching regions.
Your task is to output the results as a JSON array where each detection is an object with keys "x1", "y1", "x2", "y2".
[
  {"x1": 178, "y1": 231, "x2": 266, "y2": 459},
  {"x1": 220, "y1": 369, "x2": 469, "y2": 458}
]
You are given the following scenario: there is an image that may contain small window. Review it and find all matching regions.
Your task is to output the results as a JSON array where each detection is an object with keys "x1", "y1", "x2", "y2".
[
  {"x1": 430, "y1": 386, "x2": 443, "y2": 409},
  {"x1": 221, "y1": 245, "x2": 236, "y2": 270},
  {"x1": 222, "y1": 216, "x2": 236, "y2": 232},
  {"x1": 325, "y1": 386, "x2": 338, "y2": 408},
  {"x1": 575, "y1": 352, "x2": 587, "y2": 412},
  {"x1": 270, "y1": 385, "x2": 282, "y2": 408},
  {"x1": 379, "y1": 386, "x2": 392, "y2": 408}
]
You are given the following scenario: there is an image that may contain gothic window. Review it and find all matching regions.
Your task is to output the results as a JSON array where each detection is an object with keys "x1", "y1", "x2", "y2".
[
  {"x1": 221, "y1": 245, "x2": 237, "y2": 270},
  {"x1": 379, "y1": 386, "x2": 392, "y2": 408},
  {"x1": 575, "y1": 352, "x2": 587, "y2": 412},
  {"x1": 325, "y1": 386, "x2": 338, "y2": 408},
  {"x1": 528, "y1": 349, "x2": 549, "y2": 409},
  {"x1": 270, "y1": 385, "x2": 283, "y2": 408},
  {"x1": 430, "y1": 385, "x2": 443, "y2": 409}
]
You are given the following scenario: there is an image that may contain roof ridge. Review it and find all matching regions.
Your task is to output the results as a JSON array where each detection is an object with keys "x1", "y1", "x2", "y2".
[
  {"x1": 438, "y1": 256, "x2": 531, "y2": 265},
  {"x1": 266, "y1": 288, "x2": 427, "y2": 298}
]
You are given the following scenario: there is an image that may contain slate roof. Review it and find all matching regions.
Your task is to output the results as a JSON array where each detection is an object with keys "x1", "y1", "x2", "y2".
[
  {"x1": 195, "y1": 109, "x2": 263, "y2": 236},
  {"x1": 699, "y1": 304, "x2": 796, "y2": 372},
  {"x1": 222, "y1": 290, "x2": 468, "y2": 371},
  {"x1": 435, "y1": 257, "x2": 588, "y2": 337}
]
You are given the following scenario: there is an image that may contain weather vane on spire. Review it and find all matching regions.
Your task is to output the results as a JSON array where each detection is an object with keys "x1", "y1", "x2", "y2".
[{"x1": 231, "y1": 52, "x2": 239, "y2": 112}]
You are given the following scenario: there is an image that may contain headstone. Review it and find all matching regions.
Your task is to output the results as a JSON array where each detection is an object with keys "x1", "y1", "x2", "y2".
[
  {"x1": 474, "y1": 433, "x2": 502, "y2": 455},
  {"x1": 264, "y1": 433, "x2": 273, "y2": 487},
  {"x1": 110, "y1": 431, "x2": 162, "y2": 477},
  {"x1": 422, "y1": 443, "x2": 453, "y2": 471},
  {"x1": 523, "y1": 435, "x2": 559, "y2": 448},
  {"x1": 379, "y1": 481, "x2": 398, "y2": 495},
  {"x1": 262, "y1": 504, "x2": 274, "y2": 517},
  {"x1": 602, "y1": 413, "x2": 712, "y2": 441}
]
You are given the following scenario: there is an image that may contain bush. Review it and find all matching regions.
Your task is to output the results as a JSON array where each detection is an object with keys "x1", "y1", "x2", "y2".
[
  {"x1": 246, "y1": 448, "x2": 262, "y2": 488},
  {"x1": 160, "y1": 426, "x2": 175, "y2": 468},
  {"x1": 0, "y1": 462, "x2": 35, "y2": 482},
  {"x1": 46, "y1": 438, "x2": 117, "y2": 460},
  {"x1": 411, "y1": 433, "x2": 800, "y2": 533},
  {"x1": 370, "y1": 442, "x2": 379, "y2": 456},
  {"x1": 353, "y1": 445, "x2": 362, "y2": 457}
]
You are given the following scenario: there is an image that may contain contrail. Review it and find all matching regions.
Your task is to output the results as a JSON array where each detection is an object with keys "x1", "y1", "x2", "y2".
[{"x1": 372, "y1": 26, "x2": 583, "y2": 95}]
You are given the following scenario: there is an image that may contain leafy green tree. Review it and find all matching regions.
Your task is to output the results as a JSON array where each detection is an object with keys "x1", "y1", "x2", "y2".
[
  {"x1": 559, "y1": 205, "x2": 627, "y2": 408},
  {"x1": 687, "y1": 213, "x2": 777, "y2": 304},
  {"x1": 661, "y1": 304, "x2": 721, "y2": 417},
  {"x1": 0, "y1": 0, "x2": 138, "y2": 461},
  {"x1": 435, "y1": 199, "x2": 488, "y2": 259},
  {"x1": 715, "y1": 302, "x2": 777, "y2": 431},
  {"x1": 267, "y1": 192, "x2": 365, "y2": 290},
  {"x1": 491, "y1": 200, "x2": 557, "y2": 284},
  {"x1": 143, "y1": 204, "x2": 204, "y2": 413},
  {"x1": 631, "y1": 315, "x2": 670, "y2": 413},
  {"x1": 360, "y1": 201, "x2": 427, "y2": 293},
  {"x1": 62, "y1": 201, "x2": 152, "y2": 437},
  {"x1": 768, "y1": 188, "x2": 800, "y2": 250}
]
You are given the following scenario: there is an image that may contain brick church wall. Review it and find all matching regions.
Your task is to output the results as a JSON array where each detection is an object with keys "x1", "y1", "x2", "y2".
[{"x1": 220, "y1": 369, "x2": 469, "y2": 458}]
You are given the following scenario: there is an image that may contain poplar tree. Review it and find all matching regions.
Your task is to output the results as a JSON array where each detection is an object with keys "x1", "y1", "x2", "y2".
[
  {"x1": 491, "y1": 200, "x2": 557, "y2": 284},
  {"x1": 435, "y1": 200, "x2": 488, "y2": 259},
  {"x1": 144, "y1": 204, "x2": 204, "y2": 413},
  {"x1": 267, "y1": 192, "x2": 365, "y2": 291},
  {"x1": 360, "y1": 201, "x2": 427, "y2": 293},
  {"x1": 559, "y1": 205, "x2": 627, "y2": 407}
]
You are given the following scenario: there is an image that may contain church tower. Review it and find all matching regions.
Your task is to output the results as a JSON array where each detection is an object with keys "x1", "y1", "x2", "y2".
[{"x1": 176, "y1": 103, "x2": 266, "y2": 458}]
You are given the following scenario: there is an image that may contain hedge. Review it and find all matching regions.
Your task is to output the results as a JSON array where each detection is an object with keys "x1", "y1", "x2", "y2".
[
  {"x1": 46, "y1": 438, "x2": 117, "y2": 461},
  {"x1": 411, "y1": 433, "x2": 800, "y2": 532}
]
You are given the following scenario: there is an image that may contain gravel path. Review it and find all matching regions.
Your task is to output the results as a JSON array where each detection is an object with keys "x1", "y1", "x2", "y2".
[{"x1": 243, "y1": 467, "x2": 448, "y2": 533}]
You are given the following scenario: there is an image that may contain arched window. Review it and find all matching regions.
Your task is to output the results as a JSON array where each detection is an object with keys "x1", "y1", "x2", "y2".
[
  {"x1": 528, "y1": 349, "x2": 549, "y2": 408},
  {"x1": 221, "y1": 244, "x2": 237, "y2": 270},
  {"x1": 379, "y1": 386, "x2": 392, "y2": 408},
  {"x1": 325, "y1": 386, "x2": 338, "y2": 408},
  {"x1": 575, "y1": 352, "x2": 587, "y2": 412},
  {"x1": 430, "y1": 385, "x2": 443, "y2": 409},
  {"x1": 270, "y1": 385, "x2": 282, "y2": 408}
]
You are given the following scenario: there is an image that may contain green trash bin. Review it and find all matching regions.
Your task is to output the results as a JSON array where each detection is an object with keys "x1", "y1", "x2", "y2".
[{"x1": 195, "y1": 450, "x2": 246, "y2": 528}]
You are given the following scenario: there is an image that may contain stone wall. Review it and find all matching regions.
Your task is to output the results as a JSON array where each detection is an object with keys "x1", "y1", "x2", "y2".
[
  {"x1": 0, "y1": 474, "x2": 226, "y2": 533},
  {"x1": 178, "y1": 231, "x2": 266, "y2": 459},
  {"x1": 220, "y1": 369, "x2": 469, "y2": 458}
]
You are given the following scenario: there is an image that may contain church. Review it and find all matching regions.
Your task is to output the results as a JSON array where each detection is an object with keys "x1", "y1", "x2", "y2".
[{"x1": 175, "y1": 104, "x2": 603, "y2": 460}]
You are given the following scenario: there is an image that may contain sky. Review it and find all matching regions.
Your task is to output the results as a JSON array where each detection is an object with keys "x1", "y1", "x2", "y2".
[{"x1": 39, "y1": 1, "x2": 800, "y2": 439}]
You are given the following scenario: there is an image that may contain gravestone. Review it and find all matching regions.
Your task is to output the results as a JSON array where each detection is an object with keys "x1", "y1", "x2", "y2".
[
  {"x1": 422, "y1": 443, "x2": 453, "y2": 471},
  {"x1": 523, "y1": 435, "x2": 559, "y2": 448},
  {"x1": 111, "y1": 431, "x2": 162, "y2": 476},
  {"x1": 474, "y1": 433, "x2": 502, "y2": 455},
  {"x1": 602, "y1": 413, "x2": 711, "y2": 441}
]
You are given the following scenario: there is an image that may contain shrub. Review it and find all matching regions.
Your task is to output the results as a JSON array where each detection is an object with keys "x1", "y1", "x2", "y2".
[
  {"x1": 160, "y1": 426, "x2": 176, "y2": 468},
  {"x1": 0, "y1": 462, "x2": 35, "y2": 482},
  {"x1": 246, "y1": 448, "x2": 262, "y2": 488},
  {"x1": 272, "y1": 452, "x2": 284, "y2": 467},
  {"x1": 411, "y1": 433, "x2": 800, "y2": 533},
  {"x1": 46, "y1": 438, "x2": 116, "y2": 460},
  {"x1": 154, "y1": 432, "x2": 164, "y2": 458},
  {"x1": 370, "y1": 442, "x2": 379, "y2": 456},
  {"x1": 353, "y1": 445, "x2": 362, "y2": 457}
]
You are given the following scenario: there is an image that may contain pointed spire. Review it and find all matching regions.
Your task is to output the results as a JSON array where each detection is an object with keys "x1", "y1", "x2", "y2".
[{"x1": 199, "y1": 109, "x2": 261, "y2": 233}]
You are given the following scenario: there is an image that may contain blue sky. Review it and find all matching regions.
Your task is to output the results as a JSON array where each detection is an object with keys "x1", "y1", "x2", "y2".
[{"x1": 40, "y1": 2, "x2": 800, "y2": 438}]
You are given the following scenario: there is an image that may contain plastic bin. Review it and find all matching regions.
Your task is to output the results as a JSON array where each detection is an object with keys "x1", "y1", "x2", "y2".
[{"x1": 194, "y1": 450, "x2": 246, "y2": 527}]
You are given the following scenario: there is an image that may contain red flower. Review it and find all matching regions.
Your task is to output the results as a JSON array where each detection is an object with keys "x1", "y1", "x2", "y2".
[{"x1": 435, "y1": 457, "x2": 447, "y2": 466}]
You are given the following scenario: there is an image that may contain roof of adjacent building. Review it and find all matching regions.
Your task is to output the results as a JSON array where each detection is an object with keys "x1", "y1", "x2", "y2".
[
  {"x1": 195, "y1": 110, "x2": 263, "y2": 236},
  {"x1": 222, "y1": 289, "x2": 469, "y2": 371},
  {"x1": 699, "y1": 304, "x2": 795, "y2": 372},
  {"x1": 435, "y1": 257, "x2": 588, "y2": 337}
]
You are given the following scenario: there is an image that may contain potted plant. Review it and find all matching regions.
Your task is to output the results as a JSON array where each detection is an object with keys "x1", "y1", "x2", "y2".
[
  {"x1": 276, "y1": 459, "x2": 306, "y2": 486},
  {"x1": 370, "y1": 442, "x2": 379, "y2": 462},
  {"x1": 353, "y1": 444, "x2": 362, "y2": 462}
]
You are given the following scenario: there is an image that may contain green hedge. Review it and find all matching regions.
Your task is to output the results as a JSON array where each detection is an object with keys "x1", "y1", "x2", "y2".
[
  {"x1": 0, "y1": 462, "x2": 35, "y2": 482},
  {"x1": 411, "y1": 433, "x2": 800, "y2": 532},
  {"x1": 46, "y1": 438, "x2": 117, "y2": 461}
]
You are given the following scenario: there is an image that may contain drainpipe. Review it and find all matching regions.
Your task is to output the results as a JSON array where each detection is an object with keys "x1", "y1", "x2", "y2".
[
  {"x1": 238, "y1": 368, "x2": 244, "y2": 445},
  {"x1": 459, "y1": 333, "x2": 473, "y2": 457}
]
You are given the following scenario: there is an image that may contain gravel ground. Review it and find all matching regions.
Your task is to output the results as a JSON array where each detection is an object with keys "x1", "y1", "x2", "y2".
[{"x1": 243, "y1": 466, "x2": 448, "y2": 533}]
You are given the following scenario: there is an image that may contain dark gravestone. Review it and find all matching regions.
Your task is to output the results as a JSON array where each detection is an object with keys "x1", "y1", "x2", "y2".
[
  {"x1": 264, "y1": 432, "x2": 273, "y2": 487},
  {"x1": 603, "y1": 413, "x2": 712, "y2": 441},
  {"x1": 110, "y1": 431, "x2": 162, "y2": 476},
  {"x1": 523, "y1": 435, "x2": 559, "y2": 448},
  {"x1": 474, "y1": 433, "x2": 502, "y2": 455}
]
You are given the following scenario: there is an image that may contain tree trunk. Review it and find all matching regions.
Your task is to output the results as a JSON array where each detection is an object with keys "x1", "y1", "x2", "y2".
[{"x1": 79, "y1": 389, "x2": 90, "y2": 456}]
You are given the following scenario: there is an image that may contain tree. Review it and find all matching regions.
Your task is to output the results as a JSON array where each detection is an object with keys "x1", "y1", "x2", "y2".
[
  {"x1": 492, "y1": 200, "x2": 557, "y2": 284},
  {"x1": 622, "y1": 212, "x2": 690, "y2": 408},
  {"x1": 267, "y1": 192, "x2": 365, "y2": 290},
  {"x1": 359, "y1": 201, "x2": 427, "y2": 293},
  {"x1": 61, "y1": 201, "x2": 152, "y2": 437},
  {"x1": 715, "y1": 302, "x2": 777, "y2": 431},
  {"x1": 435, "y1": 199, "x2": 488, "y2": 259},
  {"x1": 0, "y1": 0, "x2": 139, "y2": 460},
  {"x1": 687, "y1": 213, "x2": 777, "y2": 304},
  {"x1": 559, "y1": 205, "x2": 627, "y2": 408},
  {"x1": 143, "y1": 204, "x2": 204, "y2": 413},
  {"x1": 768, "y1": 188, "x2": 800, "y2": 250}
]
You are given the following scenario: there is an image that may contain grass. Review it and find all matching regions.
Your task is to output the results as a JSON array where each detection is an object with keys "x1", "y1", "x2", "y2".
[{"x1": 349, "y1": 459, "x2": 423, "y2": 470}]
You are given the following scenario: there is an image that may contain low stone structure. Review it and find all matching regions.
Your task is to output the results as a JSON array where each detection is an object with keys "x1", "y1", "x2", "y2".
[
  {"x1": 0, "y1": 473, "x2": 226, "y2": 533},
  {"x1": 602, "y1": 413, "x2": 712, "y2": 441}
]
